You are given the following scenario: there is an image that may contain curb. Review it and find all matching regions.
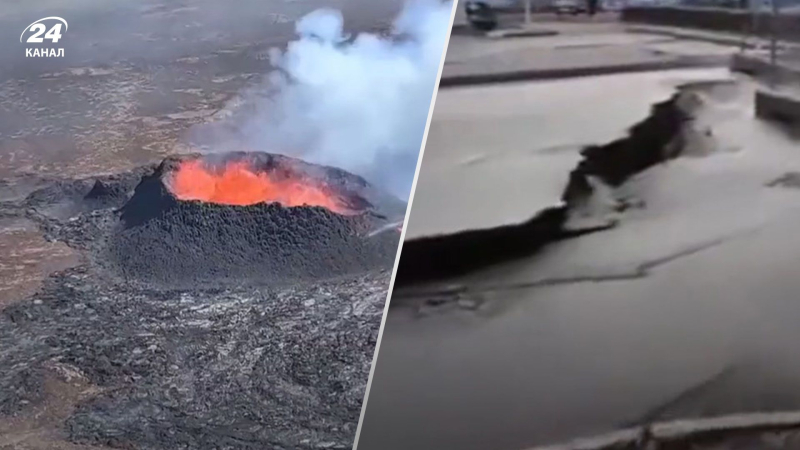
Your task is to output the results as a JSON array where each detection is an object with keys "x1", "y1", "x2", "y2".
[
  {"x1": 524, "y1": 411, "x2": 800, "y2": 450},
  {"x1": 486, "y1": 28, "x2": 559, "y2": 39},
  {"x1": 756, "y1": 89, "x2": 800, "y2": 124},
  {"x1": 626, "y1": 25, "x2": 799, "y2": 51},
  {"x1": 626, "y1": 25, "x2": 746, "y2": 48},
  {"x1": 439, "y1": 56, "x2": 730, "y2": 88}
]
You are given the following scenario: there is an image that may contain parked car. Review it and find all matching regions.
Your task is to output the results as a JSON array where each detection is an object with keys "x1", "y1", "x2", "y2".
[
  {"x1": 553, "y1": 0, "x2": 588, "y2": 15},
  {"x1": 464, "y1": 1, "x2": 499, "y2": 31}
]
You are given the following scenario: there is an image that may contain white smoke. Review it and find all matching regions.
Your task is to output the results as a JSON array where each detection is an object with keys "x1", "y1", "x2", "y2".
[{"x1": 192, "y1": 0, "x2": 453, "y2": 200}]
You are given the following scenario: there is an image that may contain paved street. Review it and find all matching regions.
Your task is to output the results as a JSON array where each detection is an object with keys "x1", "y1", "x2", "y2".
[
  {"x1": 441, "y1": 15, "x2": 739, "y2": 85},
  {"x1": 359, "y1": 15, "x2": 800, "y2": 450}
]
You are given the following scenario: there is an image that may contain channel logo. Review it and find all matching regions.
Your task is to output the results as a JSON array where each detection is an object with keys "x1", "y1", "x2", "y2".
[{"x1": 20, "y1": 17, "x2": 68, "y2": 58}]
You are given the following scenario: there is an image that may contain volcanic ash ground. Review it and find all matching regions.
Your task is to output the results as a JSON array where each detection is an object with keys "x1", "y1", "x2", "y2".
[{"x1": 0, "y1": 152, "x2": 404, "y2": 450}]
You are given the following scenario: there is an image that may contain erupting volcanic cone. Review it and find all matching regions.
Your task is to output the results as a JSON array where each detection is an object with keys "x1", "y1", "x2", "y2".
[
  {"x1": 111, "y1": 152, "x2": 406, "y2": 287},
  {"x1": 169, "y1": 159, "x2": 355, "y2": 214}
]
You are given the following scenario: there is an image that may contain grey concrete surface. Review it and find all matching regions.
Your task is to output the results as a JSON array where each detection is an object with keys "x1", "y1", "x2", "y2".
[
  {"x1": 733, "y1": 51, "x2": 800, "y2": 87},
  {"x1": 406, "y1": 68, "x2": 730, "y2": 239},
  {"x1": 756, "y1": 89, "x2": 800, "y2": 122},
  {"x1": 358, "y1": 18, "x2": 800, "y2": 448},
  {"x1": 627, "y1": 24, "x2": 792, "y2": 49},
  {"x1": 622, "y1": 6, "x2": 800, "y2": 42},
  {"x1": 359, "y1": 70, "x2": 800, "y2": 450},
  {"x1": 441, "y1": 18, "x2": 739, "y2": 86}
]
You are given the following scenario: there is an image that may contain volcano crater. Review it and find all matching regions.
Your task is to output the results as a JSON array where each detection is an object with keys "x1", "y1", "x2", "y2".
[
  {"x1": 0, "y1": 151, "x2": 404, "y2": 449},
  {"x1": 104, "y1": 152, "x2": 403, "y2": 287}
]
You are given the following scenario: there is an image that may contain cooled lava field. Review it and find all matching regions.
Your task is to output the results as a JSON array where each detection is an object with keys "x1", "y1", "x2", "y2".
[{"x1": 0, "y1": 151, "x2": 404, "y2": 449}]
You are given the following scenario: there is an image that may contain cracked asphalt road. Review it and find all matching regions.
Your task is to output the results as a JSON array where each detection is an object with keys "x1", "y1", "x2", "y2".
[{"x1": 357, "y1": 73, "x2": 800, "y2": 450}]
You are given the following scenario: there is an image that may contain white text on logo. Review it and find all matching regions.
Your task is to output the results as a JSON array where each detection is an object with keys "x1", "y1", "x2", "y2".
[{"x1": 21, "y1": 17, "x2": 68, "y2": 58}]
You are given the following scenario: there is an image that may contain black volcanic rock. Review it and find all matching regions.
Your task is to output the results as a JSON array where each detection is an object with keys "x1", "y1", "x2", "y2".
[
  {"x1": 109, "y1": 152, "x2": 402, "y2": 287},
  {"x1": 0, "y1": 152, "x2": 405, "y2": 450}
]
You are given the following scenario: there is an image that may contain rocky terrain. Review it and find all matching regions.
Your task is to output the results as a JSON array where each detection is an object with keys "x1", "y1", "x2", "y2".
[
  {"x1": 0, "y1": 1, "x2": 407, "y2": 448},
  {"x1": 0, "y1": 154, "x2": 401, "y2": 450}
]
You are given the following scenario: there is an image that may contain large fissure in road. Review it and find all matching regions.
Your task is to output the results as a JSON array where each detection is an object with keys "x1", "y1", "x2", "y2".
[{"x1": 394, "y1": 84, "x2": 701, "y2": 287}]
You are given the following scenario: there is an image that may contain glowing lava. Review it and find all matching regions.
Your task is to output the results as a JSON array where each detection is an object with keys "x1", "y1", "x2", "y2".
[{"x1": 170, "y1": 159, "x2": 352, "y2": 214}]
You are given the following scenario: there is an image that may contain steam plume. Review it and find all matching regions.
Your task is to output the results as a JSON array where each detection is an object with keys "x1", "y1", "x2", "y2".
[{"x1": 190, "y1": 0, "x2": 453, "y2": 200}]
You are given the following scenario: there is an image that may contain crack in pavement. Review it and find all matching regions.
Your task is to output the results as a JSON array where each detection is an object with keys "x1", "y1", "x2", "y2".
[
  {"x1": 624, "y1": 364, "x2": 740, "y2": 429},
  {"x1": 394, "y1": 222, "x2": 771, "y2": 309}
]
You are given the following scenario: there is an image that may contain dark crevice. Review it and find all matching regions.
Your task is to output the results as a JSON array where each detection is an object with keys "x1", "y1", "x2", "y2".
[
  {"x1": 394, "y1": 91, "x2": 693, "y2": 288},
  {"x1": 392, "y1": 231, "x2": 739, "y2": 306}
]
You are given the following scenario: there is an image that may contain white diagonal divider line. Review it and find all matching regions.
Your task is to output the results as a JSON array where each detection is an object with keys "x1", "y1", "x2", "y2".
[{"x1": 351, "y1": 1, "x2": 459, "y2": 448}]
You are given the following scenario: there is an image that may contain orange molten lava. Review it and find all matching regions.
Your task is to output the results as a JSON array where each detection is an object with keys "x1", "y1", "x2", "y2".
[{"x1": 171, "y1": 159, "x2": 351, "y2": 214}]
